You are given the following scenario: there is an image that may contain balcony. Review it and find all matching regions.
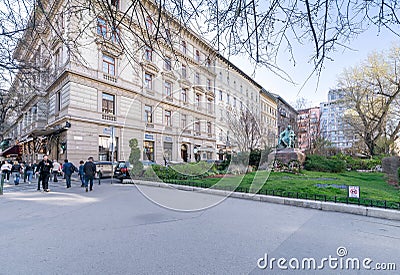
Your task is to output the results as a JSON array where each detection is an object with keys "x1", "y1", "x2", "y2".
[
  {"x1": 102, "y1": 113, "x2": 116, "y2": 121},
  {"x1": 103, "y1": 74, "x2": 117, "y2": 83}
]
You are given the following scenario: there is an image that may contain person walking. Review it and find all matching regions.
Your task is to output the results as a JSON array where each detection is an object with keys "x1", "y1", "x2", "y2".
[
  {"x1": 36, "y1": 155, "x2": 53, "y2": 192},
  {"x1": 62, "y1": 159, "x2": 76, "y2": 188},
  {"x1": 11, "y1": 161, "x2": 22, "y2": 185},
  {"x1": 52, "y1": 160, "x2": 61, "y2": 182},
  {"x1": 78, "y1": 160, "x2": 85, "y2": 187},
  {"x1": 1, "y1": 160, "x2": 11, "y2": 183},
  {"x1": 1, "y1": 161, "x2": 10, "y2": 183},
  {"x1": 83, "y1": 157, "x2": 96, "y2": 192},
  {"x1": 25, "y1": 162, "x2": 34, "y2": 184}
]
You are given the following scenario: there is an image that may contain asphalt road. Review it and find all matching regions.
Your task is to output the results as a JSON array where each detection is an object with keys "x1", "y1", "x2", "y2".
[{"x1": 0, "y1": 178, "x2": 399, "y2": 274}]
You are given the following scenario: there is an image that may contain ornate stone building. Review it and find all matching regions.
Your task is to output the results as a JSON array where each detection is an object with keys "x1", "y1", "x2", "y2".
[{"x1": 2, "y1": 0, "x2": 278, "y2": 164}]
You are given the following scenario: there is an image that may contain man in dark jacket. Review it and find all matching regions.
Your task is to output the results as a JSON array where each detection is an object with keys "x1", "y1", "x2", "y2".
[
  {"x1": 83, "y1": 157, "x2": 96, "y2": 192},
  {"x1": 36, "y1": 155, "x2": 53, "y2": 192},
  {"x1": 62, "y1": 159, "x2": 76, "y2": 188}
]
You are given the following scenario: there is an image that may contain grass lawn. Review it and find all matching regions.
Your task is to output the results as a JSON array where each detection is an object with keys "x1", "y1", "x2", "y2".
[{"x1": 166, "y1": 170, "x2": 400, "y2": 208}]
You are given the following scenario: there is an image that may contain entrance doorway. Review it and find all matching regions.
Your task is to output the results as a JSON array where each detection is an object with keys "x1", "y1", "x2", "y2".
[{"x1": 181, "y1": 144, "x2": 188, "y2": 162}]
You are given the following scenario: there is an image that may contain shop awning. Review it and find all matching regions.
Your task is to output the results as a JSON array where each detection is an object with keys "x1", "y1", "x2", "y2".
[{"x1": 1, "y1": 145, "x2": 22, "y2": 157}]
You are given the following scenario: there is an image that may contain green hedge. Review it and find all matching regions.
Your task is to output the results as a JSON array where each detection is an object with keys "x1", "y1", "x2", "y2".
[
  {"x1": 304, "y1": 155, "x2": 346, "y2": 173},
  {"x1": 331, "y1": 154, "x2": 382, "y2": 170}
]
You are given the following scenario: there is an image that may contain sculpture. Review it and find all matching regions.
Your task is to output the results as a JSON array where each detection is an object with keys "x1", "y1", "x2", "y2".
[{"x1": 278, "y1": 125, "x2": 296, "y2": 148}]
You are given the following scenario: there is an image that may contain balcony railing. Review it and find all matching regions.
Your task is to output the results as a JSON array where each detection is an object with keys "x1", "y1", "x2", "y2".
[
  {"x1": 102, "y1": 113, "x2": 116, "y2": 121},
  {"x1": 103, "y1": 73, "x2": 117, "y2": 83}
]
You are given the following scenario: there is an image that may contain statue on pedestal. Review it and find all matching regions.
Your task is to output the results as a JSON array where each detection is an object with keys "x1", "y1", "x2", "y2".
[{"x1": 277, "y1": 125, "x2": 296, "y2": 149}]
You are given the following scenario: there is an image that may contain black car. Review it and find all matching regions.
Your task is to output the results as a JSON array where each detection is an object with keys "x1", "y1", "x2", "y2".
[{"x1": 113, "y1": 161, "x2": 132, "y2": 183}]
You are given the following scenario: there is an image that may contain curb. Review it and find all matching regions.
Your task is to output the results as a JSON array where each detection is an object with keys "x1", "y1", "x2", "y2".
[{"x1": 131, "y1": 179, "x2": 400, "y2": 221}]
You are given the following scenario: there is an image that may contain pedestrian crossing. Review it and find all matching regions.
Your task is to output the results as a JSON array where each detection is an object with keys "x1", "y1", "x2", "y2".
[{"x1": 2, "y1": 176, "x2": 83, "y2": 193}]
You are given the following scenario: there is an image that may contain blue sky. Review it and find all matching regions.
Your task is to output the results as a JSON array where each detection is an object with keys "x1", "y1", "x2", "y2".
[{"x1": 229, "y1": 27, "x2": 398, "y2": 107}]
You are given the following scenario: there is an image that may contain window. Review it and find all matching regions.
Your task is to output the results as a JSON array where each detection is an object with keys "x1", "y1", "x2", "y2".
[
  {"x1": 164, "y1": 56, "x2": 172, "y2": 70},
  {"x1": 145, "y1": 46, "x2": 153, "y2": 61},
  {"x1": 164, "y1": 81, "x2": 172, "y2": 97},
  {"x1": 181, "y1": 41, "x2": 187, "y2": 53},
  {"x1": 97, "y1": 18, "x2": 107, "y2": 37},
  {"x1": 240, "y1": 85, "x2": 243, "y2": 93},
  {"x1": 227, "y1": 94, "x2": 230, "y2": 104},
  {"x1": 219, "y1": 90, "x2": 223, "y2": 101},
  {"x1": 165, "y1": 29, "x2": 171, "y2": 43},
  {"x1": 181, "y1": 64, "x2": 187, "y2": 78},
  {"x1": 144, "y1": 72, "x2": 153, "y2": 89},
  {"x1": 165, "y1": 110, "x2": 172, "y2": 126},
  {"x1": 111, "y1": 0, "x2": 119, "y2": 9},
  {"x1": 181, "y1": 88, "x2": 188, "y2": 102},
  {"x1": 206, "y1": 58, "x2": 211, "y2": 67},
  {"x1": 144, "y1": 105, "x2": 153, "y2": 123},
  {"x1": 54, "y1": 48, "x2": 61, "y2": 71},
  {"x1": 207, "y1": 99, "x2": 213, "y2": 113},
  {"x1": 233, "y1": 97, "x2": 236, "y2": 107},
  {"x1": 110, "y1": 27, "x2": 120, "y2": 43},
  {"x1": 207, "y1": 122, "x2": 212, "y2": 134},
  {"x1": 181, "y1": 114, "x2": 187, "y2": 128},
  {"x1": 102, "y1": 54, "x2": 115, "y2": 75},
  {"x1": 143, "y1": 141, "x2": 154, "y2": 161},
  {"x1": 195, "y1": 72, "x2": 200, "y2": 84},
  {"x1": 146, "y1": 16, "x2": 153, "y2": 32},
  {"x1": 195, "y1": 50, "x2": 200, "y2": 62},
  {"x1": 102, "y1": 93, "x2": 115, "y2": 115},
  {"x1": 206, "y1": 79, "x2": 211, "y2": 91},
  {"x1": 195, "y1": 94, "x2": 201, "y2": 108},
  {"x1": 56, "y1": 91, "x2": 62, "y2": 112},
  {"x1": 194, "y1": 120, "x2": 200, "y2": 133}
]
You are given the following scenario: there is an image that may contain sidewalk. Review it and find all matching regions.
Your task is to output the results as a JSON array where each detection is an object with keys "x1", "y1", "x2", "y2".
[{"x1": 2, "y1": 174, "x2": 85, "y2": 193}]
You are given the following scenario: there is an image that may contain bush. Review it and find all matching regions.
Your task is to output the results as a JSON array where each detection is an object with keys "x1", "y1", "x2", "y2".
[
  {"x1": 128, "y1": 138, "x2": 143, "y2": 177},
  {"x1": 149, "y1": 161, "x2": 216, "y2": 180},
  {"x1": 304, "y1": 155, "x2": 346, "y2": 173},
  {"x1": 331, "y1": 154, "x2": 382, "y2": 170}
]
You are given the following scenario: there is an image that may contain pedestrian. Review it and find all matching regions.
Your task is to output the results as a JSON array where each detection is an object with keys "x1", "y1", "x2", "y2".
[
  {"x1": 1, "y1": 161, "x2": 9, "y2": 183},
  {"x1": 62, "y1": 159, "x2": 76, "y2": 188},
  {"x1": 36, "y1": 155, "x2": 53, "y2": 192},
  {"x1": 22, "y1": 162, "x2": 27, "y2": 183},
  {"x1": 1, "y1": 160, "x2": 11, "y2": 183},
  {"x1": 25, "y1": 162, "x2": 34, "y2": 184},
  {"x1": 78, "y1": 160, "x2": 85, "y2": 187},
  {"x1": 11, "y1": 161, "x2": 22, "y2": 185},
  {"x1": 32, "y1": 162, "x2": 38, "y2": 179},
  {"x1": 83, "y1": 157, "x2": 96, "y2": 192},
  {"x1": 52, "y1": 160, "x2": 61, "y2": 182}
]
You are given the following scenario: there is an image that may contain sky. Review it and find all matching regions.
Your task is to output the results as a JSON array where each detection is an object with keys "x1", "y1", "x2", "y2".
[{"x1": 228, "y1": 27, "x2": 398, "y2": 108}]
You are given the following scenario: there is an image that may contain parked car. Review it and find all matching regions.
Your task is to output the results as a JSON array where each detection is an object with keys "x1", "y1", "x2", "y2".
[
  {"x1": 113, "y1": 160, "x2": 157, "y2": 182},
  {"x1": 94, "y1": 161, "x2": 116, "y2": 178},
  {"x1": 113, "y1": 161, "x2": 132, "y2": 183}
]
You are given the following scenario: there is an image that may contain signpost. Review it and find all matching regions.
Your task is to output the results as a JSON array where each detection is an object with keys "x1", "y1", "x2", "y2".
[{"x1": 348, "y1": 186, "x2": 360, "y2": 198}]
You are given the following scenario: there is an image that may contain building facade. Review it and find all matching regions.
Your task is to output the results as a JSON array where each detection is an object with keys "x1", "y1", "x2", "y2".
[
  {"x1": 297, "y1": 107, "x2": 320, "y2": 151},
  {"x1": 272, "y1": 94, "x2": 298, "y2": 144},
  {"x1": 320, "y1": 89, "x2": 356, "y2": 149},
  {"x1": 2, "y1": 0, "x2": 278, "y2": 165}
]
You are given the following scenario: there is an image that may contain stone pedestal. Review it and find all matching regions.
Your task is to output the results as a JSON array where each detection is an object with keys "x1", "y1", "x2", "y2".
[{"x1": 270, "y1": 148, "x2": 306, "y2": 165}]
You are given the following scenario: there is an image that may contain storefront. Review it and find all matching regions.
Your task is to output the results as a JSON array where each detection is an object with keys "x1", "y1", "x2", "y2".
[{"x1": 143, "y1": 133, "x2": 155, "y2": 161}]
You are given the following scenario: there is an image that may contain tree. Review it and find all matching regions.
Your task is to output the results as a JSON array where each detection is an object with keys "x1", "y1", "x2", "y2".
[
  {"x1": 338, "y1": 46, "x2": 400, "y2": 156},
  {"x1": 128, "y1": 138, "x2": 143, "y2": 177},
  {"x1": 226, "y1": 108, "x2": 261, "y2": 152},
  {"x1": 2, "y1": 0, "x2": 400, "y2": 138}
]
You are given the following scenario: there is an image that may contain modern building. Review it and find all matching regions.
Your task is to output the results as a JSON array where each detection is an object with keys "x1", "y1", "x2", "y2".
[
  {"x1": 297, "y1": 107, "x2": 320, "y2": 151},
  {"x1": 1, "y1": 0, "x2": 279, "y2": 165},
  {"x1": 320, "y1": 89, "x2": 356, "y2": 149}
]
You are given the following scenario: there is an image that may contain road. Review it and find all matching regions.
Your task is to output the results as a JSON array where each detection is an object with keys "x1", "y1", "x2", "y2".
[{"x1": 0, "y1": 178, "x2": 399, "y2": 274}]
